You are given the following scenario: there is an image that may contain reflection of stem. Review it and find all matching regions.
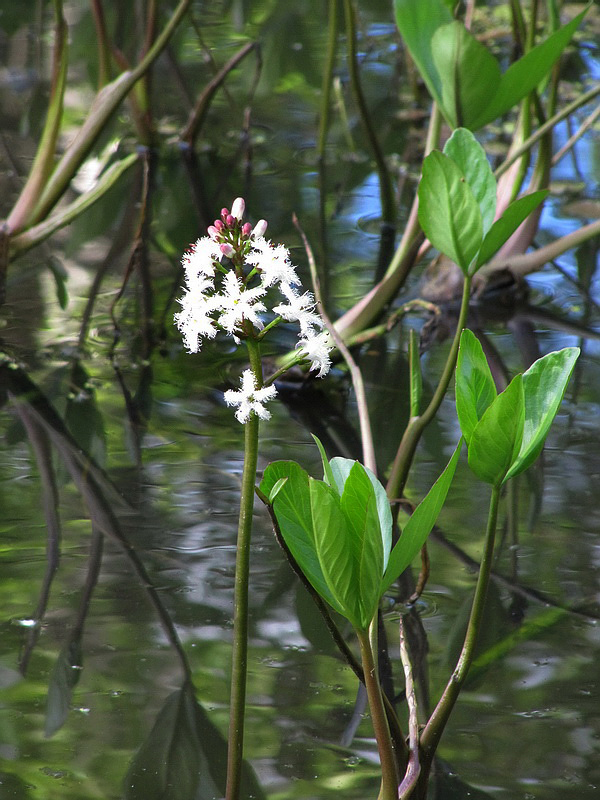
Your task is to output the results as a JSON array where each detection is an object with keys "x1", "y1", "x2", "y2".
[
  {"x1": 418, "y1": 484, "x2": 501, "y2": 783},
  {"x1": 6, "y1": 368, "x2": 192, "y2": 683},
  {"x1": 386, "y1": 274, "x2": 472, "y2": 502},
  {"x1": 343, "y1": 0, "x2": 395, "y2": 228},
  {"x1": 225, "y1": 339, "x2": 262, "y2": 800},
  {"x1": 356, "y1": 628, "x2": 399, "y2": 800},
  {"x1": 13, "y1": 406, "x2": 61, "y2": 674}
]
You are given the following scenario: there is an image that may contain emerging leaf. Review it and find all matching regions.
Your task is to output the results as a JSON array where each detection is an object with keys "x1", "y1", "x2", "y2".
[
  {"x1": 474, "y1": 190, "x2": 548, "y2": 272},
  {"x1": 467, "y1": 375, "x2": 525, "y2": 486},
  {"x1": 503, "y1": 347, "x2": 579, "y2": 482},
  {"x1": 455, "y1": 329, "x2": 497, "y2": 446}
]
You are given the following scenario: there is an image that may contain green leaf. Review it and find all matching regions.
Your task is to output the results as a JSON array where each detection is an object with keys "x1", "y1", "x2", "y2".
[
  {"x1": 330, "y1": 457, "x2": 392, "y2": 566},
  {"x1": 469, "y1": 8, "x2": 589, "y2": 130},
  {"x1": 474, "y1": 190, "x2": 548, "y2": 272},
  {"x1": 418, "y1": 150, "x2": 483, "y2": 273},
  {"x1": 311, "y1": 433, "x2": 335, "y2": 486},
  {"x1": 455, "y1": 329, "x2": 497, "y2": 446},
  {"x1": 381, "y1": 439, "x2": 461, "y2": 595},
  {"x1": 45, "y1": 639, "x2": 82, "y2": 738},
  {"x1": 432, "y1": 22, "x2": 501, "y2": 130},
  {"x1": 393, "y1": 0, "x2": 451, "y2": 111},
  {"x1": 310, "y1": 478, "x2": 361, "y2": 627},
  {"x1": 260, "y1": 462, "x2": 337, "y2": 609},
  {"x1": 504, "y1": 347, "x2": 579, "y2": 482},
  {"x1": 444, "y1": 128, "x2": 497, "y2": 233},
  {"x1": 468, "y1": 375, "x2": 525, "y2": 486},
  {"x1": 340, "y1": 463, "x2": 385, "y2": 626}
]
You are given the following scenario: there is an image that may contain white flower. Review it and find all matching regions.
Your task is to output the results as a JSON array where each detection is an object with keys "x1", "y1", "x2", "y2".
[
  {"x1": 216, "y1": 271, "x2": 267, "y2": 335},
  {"x1": 182, "y1": 237, "x2": 222, "y2": 278},
  {"x1": 297, "y1": 329, "x2": 333, "y2": 377},
  {"x1": 224, "y1": 369, "x2": 278, "y2": 423},
  {"x1": 174, "y1": 274, "x2": 219, "y2": 353},
  {"x1": 273, "y1": 283, "x2": 324, "y2": 337},
  {"x1": 246, "y1": 236, "x2": 299, "y2": 288}
]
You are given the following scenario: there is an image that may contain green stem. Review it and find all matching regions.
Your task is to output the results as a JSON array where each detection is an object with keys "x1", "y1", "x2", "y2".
[
  {"x1": 225, "y1": 339, "x2": 263, "y2": 800},
  {"x1": 418, "y1": 483, "x2": 502, "y2": 780},
  {"x1": 357, "y1": 627, "x2": 399, "y2": 800},
  {"x1": 386, "y1": 274, "x2": 472, "y2": 502}
]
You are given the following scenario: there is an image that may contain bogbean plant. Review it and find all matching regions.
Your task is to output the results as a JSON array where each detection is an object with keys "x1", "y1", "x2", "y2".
[{"x1": 176, "y1": 128, "x2": 579, "y2": 800}]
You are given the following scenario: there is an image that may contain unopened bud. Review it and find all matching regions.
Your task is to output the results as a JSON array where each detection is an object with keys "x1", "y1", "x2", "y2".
[
  {"x1": 241, "y1": 222, "x2": 253, "y2": 237},
  {"x1": 214, "y1": 220, "x2": 224, "y2": 231},
  {"x1": 220, "y1": 243, "x2": 235, "y2": 258},
  {"x1": 226, "y1": 214, "x2": 234, "y2": 227},
  {"x1": 221, "y1": 207, "x2": 229, "y2": 220},
  {"x1": 252, "y1": 219, "x2": 268, "y2": 238},
  {"x1": 207, "y1": 225, "x2": 220, "y2": 240},
  {"x1": 231, "y1": 197, "x2": 245, "y2": 220}
]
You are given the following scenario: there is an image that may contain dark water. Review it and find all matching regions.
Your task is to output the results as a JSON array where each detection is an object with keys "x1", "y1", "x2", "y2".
[{"x1": 0, "y1": 3, "x2": 599, "y2": 799}]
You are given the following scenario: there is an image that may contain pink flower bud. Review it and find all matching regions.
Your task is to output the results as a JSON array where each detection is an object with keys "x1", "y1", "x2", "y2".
[
  {"x1": 226, "y1": 214, "x2": 235, "y2": 227},
  {"x1": 241, "y1": 222, "x2": 253, "y2": 237},
  {"x1": 207, "y1": 225, "x2": 220, "y2": 240},
  {"x1": 221, "y1": 208, "x2": 229, "y2": 219},
  {"x1": 231, "y1": 197, "x2": 245, "y2": 220},
  {"x1": 214, "y1": 220, "x2": 224, "y2": 231},
  {"x1": 252, "y1": 219, "x2": 268, "y2": 238},
  {"x1": 220, "y1": 243, "x2": 235, "y2": 258}
]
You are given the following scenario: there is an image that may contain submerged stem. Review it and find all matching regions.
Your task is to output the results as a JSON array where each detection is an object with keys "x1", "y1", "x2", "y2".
[
  {"x1": 225, "y1": 339, "x2": 263, "y2": 800},
  {"x1": 357, "y1": 628, "x2": 399, "y2": 800},
  {"x1": 418, "y1": 483, "x2": 502, "y2": 781}
]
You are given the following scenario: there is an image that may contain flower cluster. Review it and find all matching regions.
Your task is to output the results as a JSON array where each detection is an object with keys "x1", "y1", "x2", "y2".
[{"x1": 175, "y1": 198, "x2": 333, "y2": 422}]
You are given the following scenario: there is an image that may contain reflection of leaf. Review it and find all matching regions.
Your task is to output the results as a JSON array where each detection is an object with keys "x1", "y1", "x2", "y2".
[
  {"x1": 45, "y1": 639, "x2": 82, "y2": 737},
  {"x1": 434, "y1": 760, "x2": 497, "y2": 799},
  {"x1": 65, "y1": 362, "x2": 107, "y2": 467},
  {"x1": 124, "y1": 682, "x2": 263, "y2": 800}
]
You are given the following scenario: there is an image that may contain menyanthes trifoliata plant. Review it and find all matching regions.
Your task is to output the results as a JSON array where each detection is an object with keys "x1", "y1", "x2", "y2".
[{"x1": 174, "y1": 198, "x2": 334, "y2": 800}]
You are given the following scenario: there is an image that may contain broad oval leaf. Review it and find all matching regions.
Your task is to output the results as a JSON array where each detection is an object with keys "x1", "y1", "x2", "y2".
[
  {"x1": 381, "y1": 439, "x2": 461, "y2": 595},
  {"x1": 503, "y1": 347, "x2": 579, "y2": 483},
  {"x1": 455, "y1": 329, "x2": 497, "y2": 446},
  {"x1": 340, "y1": 463, "x2": 386, "y2": 625},
  {"x1": 432, "y1": 22, "x2": 501, "y2": 131},
  {"x1": 444, "y1": 128, "x2": 496, "y2": 234},
  {"x1": 309, "y1": 478, "x2": 362, "y2": 628},
  {"x1": 474, "y1": 190, "x2": 548, "y2": 272},
  {"x1": 330, "y1": 456, "x2": 392, "y2": 565},
  {"x1": 260, "y1": 461, "x2": 337, "y2": 609},
  {"x1": 393, "y1": 0, "x2": 451, "y2": 111},
  {"x1": 418, "y1": 150, "x2": 483, "y2": 273},
  {"x1": 468, "y1": 375, "x2": 525, "y2": 486}
]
